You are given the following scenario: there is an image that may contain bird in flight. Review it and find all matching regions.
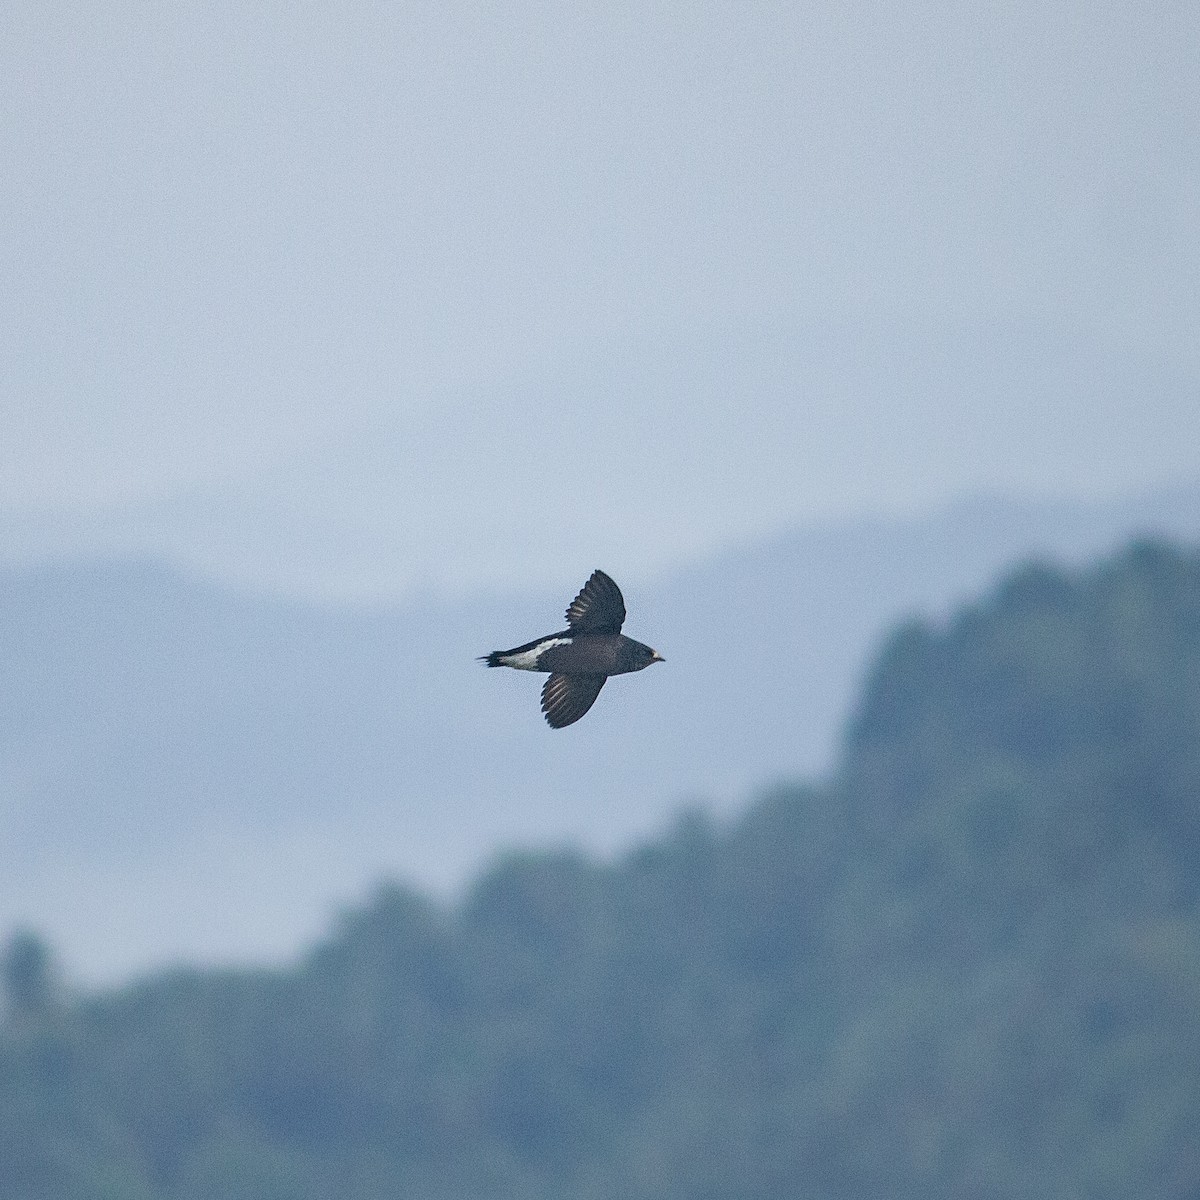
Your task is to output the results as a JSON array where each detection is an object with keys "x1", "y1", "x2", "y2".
[{"x1": 481, "y1": 569, "x2": 664, "y2": 728}]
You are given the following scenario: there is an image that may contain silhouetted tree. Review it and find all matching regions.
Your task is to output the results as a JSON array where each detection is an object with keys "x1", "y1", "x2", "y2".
[{"x1": 2, "y1": 930, "x2": 58, "y2": 1025}]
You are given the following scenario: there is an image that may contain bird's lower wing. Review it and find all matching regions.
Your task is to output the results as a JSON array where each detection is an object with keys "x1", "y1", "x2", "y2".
[{"x1": 541, "y1": 673, "x2": 606, "y2": 728}]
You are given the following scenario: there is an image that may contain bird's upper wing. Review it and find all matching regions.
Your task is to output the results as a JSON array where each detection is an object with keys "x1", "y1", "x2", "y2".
[
  {"x1": 541, "y1": 672, "x2": 607, "y2": 728},
  {"x1": 565, "y1": 569, "x2": 626, "y2": 634}
]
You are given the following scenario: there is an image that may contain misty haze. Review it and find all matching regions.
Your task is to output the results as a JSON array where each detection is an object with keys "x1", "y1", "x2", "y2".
[{"x1": 2, "y1": 2, "x2": 1199, "y2": 1197}]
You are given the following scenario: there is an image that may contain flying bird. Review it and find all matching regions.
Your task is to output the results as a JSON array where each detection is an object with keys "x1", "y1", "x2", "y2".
[{"x1": 481, "y1": 569, "x2": 664, "y2": 728}]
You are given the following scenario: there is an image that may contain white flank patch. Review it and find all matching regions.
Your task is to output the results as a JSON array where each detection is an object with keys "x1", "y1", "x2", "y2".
[{"x1": 502, "y1": 637, "x2": 570, "y2": 670}]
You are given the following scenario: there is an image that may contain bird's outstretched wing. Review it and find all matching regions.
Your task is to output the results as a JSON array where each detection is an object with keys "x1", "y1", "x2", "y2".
[
  {"x1": 565, "y1": 569, "x2": 626, "y2": 634},
  {"x1": 541, "y1": 672, "x2": 606, "y2": 728}
]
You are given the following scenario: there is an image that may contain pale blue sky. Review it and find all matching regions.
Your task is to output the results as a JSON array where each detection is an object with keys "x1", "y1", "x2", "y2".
[{"x1": 4, "y1": 1, "x2": 1198, "y2": 596}]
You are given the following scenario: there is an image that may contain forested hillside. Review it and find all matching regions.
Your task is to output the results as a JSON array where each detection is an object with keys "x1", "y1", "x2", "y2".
[{"x1": 3, "y1": 541, "x2": 1198, "y2": 1199}]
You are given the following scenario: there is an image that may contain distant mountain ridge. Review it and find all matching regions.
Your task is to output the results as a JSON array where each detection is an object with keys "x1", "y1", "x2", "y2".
[{"x1": 2, "y1": 485, "x2": 1199, "y2": 979}]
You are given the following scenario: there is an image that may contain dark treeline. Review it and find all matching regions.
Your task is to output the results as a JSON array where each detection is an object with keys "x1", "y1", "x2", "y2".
[{"x1": 3, "y1": 541, "x2": 1199, "y2": 1199}]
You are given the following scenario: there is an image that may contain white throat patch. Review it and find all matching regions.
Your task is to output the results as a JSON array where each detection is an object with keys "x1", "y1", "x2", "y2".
[{"x1": 502, "y1": 637, "x2": 570, "y2": 670}]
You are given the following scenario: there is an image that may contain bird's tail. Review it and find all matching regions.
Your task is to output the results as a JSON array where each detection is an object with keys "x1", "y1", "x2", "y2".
[{"x1": 480, "y1": 651, "x2": 506, "y2": 667}]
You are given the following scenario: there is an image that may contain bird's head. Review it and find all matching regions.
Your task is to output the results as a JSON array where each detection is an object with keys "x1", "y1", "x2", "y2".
[{"x1": 628, "y1": 641, "x2": 665, "y2": 670}]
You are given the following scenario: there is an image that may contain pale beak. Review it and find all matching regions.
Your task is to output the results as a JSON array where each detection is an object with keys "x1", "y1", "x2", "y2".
[{"x1": 650, "y1": 650, "x2": 665, "y2": 663}]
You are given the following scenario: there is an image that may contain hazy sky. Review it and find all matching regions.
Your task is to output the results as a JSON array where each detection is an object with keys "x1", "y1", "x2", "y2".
[{"x1": 4, "y1": 1, "x2": 1198, "y2": 596}]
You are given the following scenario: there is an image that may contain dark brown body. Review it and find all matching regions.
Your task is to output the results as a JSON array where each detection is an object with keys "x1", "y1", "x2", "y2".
[{"x1": 499, "y1": 631, "x2": 659, "y2": 676}]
